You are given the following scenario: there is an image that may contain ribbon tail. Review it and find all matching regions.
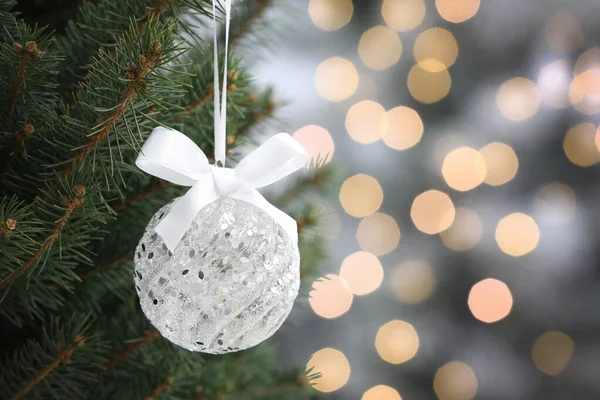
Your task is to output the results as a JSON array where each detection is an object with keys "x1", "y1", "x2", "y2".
[
  {"x1": 231, "y1": 186, "x2": 298, "y2": 244},
  {"x1": 156, "y1": 175, "x2": 218, "y2": 251}
]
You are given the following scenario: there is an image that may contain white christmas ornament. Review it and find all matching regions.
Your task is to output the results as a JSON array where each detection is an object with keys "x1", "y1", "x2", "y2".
[{"x1": 132, "y1": 0, "x2": 308, "y2": 353}]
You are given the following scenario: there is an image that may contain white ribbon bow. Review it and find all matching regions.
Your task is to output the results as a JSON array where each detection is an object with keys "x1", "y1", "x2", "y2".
[{"x1": 135, "y1": 127, "x2": 309, "y2": 251}]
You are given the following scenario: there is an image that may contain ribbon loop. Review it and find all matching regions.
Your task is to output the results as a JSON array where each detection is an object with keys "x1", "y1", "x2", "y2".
[{"x1": 135, "y1": 127, "x2": 308, "y2": 251}]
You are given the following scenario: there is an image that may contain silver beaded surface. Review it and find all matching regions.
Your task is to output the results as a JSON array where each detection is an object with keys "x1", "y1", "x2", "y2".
[{"x1": 133, "y1": 196, "x2": 300, "y2": 353}]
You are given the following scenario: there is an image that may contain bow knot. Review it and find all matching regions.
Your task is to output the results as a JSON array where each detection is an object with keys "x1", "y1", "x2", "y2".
[{"x1": 136, "y1": 127, "x2": 308, "y2": 250}]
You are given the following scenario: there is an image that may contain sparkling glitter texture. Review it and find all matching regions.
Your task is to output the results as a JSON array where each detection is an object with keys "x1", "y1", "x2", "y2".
[{"x1": 133, "y1": 196, "x2": 300, "y2": 353}]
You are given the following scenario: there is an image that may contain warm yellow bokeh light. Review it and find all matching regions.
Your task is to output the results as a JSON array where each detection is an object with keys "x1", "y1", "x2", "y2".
[
  {"x1": 308, "y1": 0, "x2": 353, "y2": 32},
  {"x1": 340, "y1": 252, "x2": 384, "y2": 296},
  {"x1": 537, "y1": 60, "x2": 571, "y2": 109},
  {"x1": 495, "y1": 213, "x2": 540, "y2": 257},
  {"x1": 362, "y1": 385, "x2": 402, "y2": 400},
  {"x1": 532, "y1": 331, "x2": 575, "y2": 376},
  {"x1": 358, "y1": 25, "x2": 403, "y2": 71},
  {"x1": 357, "y1": 213, "x2": 401, "y2": 256},
  {"x1": 315, "y1": 57, "x2": 359, "y2": 102},
  {"x1": 382, "y1": 106, "x2": 423, "y2": 150},
  {"x1": 434, "y1": 362, "x2": 478, "y2": 400},
  {"x1": 381, "y1": 0, "x2": 425, "y2": 32},
  {"x1": 440, "y1": 207, "x2": 483, "y2": 252},
  {"x1": 390, "y1": 260, "x2": 437, "y2": 304},
  {"x1": 307, "y1": 348, "x2": 351, "y2": 393},
  {"x1": 293, "y1": 125, "x2": 335, "y2": 164},
  {"x1": 574, "y1": 48, "x2": 600, "y2": 98},
  {"x1": 596, "y1": 125, "x2": 600, "y2": 151},
  {"x1": 497, "y1": 77, "x2": 541, "y2": 121},
  {"x1": 534, "y1": 182, "x2": 576, "y2": 225},
  {"x1": 442, "y1": 147, "x2": 487, "y2": 192},
  {"x1": 479, "y1": 142, "x2": 519, "y2": 186},
  {"x1": 468, "y1": 278, "x2": 513, "y2": 323},
  {"x1": 569, "y1": 83, "x2": 600, "y2": 115},
  {"x1": 414, "y1": 28, "x2": 458, "y2": 72},
  {"x1": 345, "y1": 100, "x2": 388, "y2": 144},
  {"x1": 435, "y1": 0, "x2": 480, "y2": 23},
  {"x1": 375, "y1": 320, "x2": 419, "y2": 364},
  {"x1": 408, "y1": 65, "x2": 452, "y2": 104},
  {"x1": 309, "y1": 274, "x2": 353, "y2": 319},
  {"x1": 340, "y1": 174, "x2": 384, "y2": 218},
  {"x1": 563, "y1": 123, "x2": 600, "y2": 167},
  {"x1": 411, "y1": 190, "x2": 456, "y2": 234},
  {"x1": 545, "y1": 11, "x2": 584, "y2": 53}
]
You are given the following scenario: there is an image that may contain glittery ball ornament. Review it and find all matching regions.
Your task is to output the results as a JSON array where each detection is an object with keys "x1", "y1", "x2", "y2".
[{"x1": 133, "y1": 196, "x2": 300, "y2": 353}]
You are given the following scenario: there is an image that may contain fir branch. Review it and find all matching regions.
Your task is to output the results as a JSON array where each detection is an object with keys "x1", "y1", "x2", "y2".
[
  {"x1": 104, "y1": 328, "x2": 160, "y2": 369},
  {"x1": 79, "y1": 253, "x2": 133, "y2": 281},
  {"x1": 10, "y1": 335, "x2": 86, "y2": 400},
  {"x1": 112, "y1": 181, "x2": 173, "y2": 211},
  {"x1": 0, "y1": 185, "x2": 86, "y2": 291},
  {"x1": 228, "y1": 0, "x2": 272, "y2": 47},
  {"x1": 144, "y1": 376, "x2": 174, "y2": 400},
  {"x1": 218, "y1": 376, "x2": 306, "y2": 400},
  {"x1": 6, "y1": 41, "x2": 45, "y2": 115},
  {"x1": 138, "y1": 0, "x2": 176, "y2": 31},
  {"x1": 178, "y1": 84, "x2": 213, "y2": 119}
]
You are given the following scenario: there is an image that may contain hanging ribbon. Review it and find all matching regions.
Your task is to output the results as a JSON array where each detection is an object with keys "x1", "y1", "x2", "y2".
[{"x1": 136, "y1": 128, "x2": 308, "y2": 250}]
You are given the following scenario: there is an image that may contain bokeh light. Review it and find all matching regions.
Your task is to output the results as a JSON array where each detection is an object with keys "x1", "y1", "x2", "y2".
[
  {"x1": 479, "y1": 142, "x2": 519, "y2": 186},
  {"x1": 468, "y1": 278, "x2": 513, "y2": 323},
  {"x1": 495, "y1": 213, "x2": 540, "y2": 256},
  {"x1": 537, "y1": 60, "x2": 571, "y2": 109},
  {"x1": 315, "y1": 57, "x2": 359, "y2": 102},
  {"x1": 534, "y1": 182, "x2": 577, "y2": 225},
  {"x1": 381, "y1": 0, "x2": 425, "y2": 32},
  {"x1": 573, "y1": 48, "x2": 600, "y2": 98},
  {"x1": 408, "y1": 65, "x2": 452, "y2": 104},
  {"x1": 435, "y1": 0, "x2": 480, "y2": 23},
  {"x1": 545, "y1": 11, "x2": 584, "y2": 52},
  {"x1": 356, "y1": 212, "x2": 401, "y2": 256},
  {"x1": 440, "y1": 207, "x2": 483, "y2": 251},
  {"x1": 382, "y1": 106, "x2": 423, "y2": 151},
  {"x1": 345, "y1": 100, "x2": 388, "y2": 144},
  {"x1": 340, "y1": 252, "x2": 384, "y2": 295},
  {"x1": 308, "y1": 0, "x2": 353, "y2": 32},
  {"x1": 358, "y1": 25, "x2": 403, "y2": 71},
  {"x1": 433, "y1": 362, "x2": 478, "y2": 400},
  {"x1": 390, "y1": 260, "x2": 437, "y2": 304},
  {"x1": 307, "y1": 348, "x2": 351, "y2": 393},
  {"x1": 413, "y1": 28, "x2": 458, "y2": 72},
  {"x1": 362, "y1": 385, "x2": 402, "y2": 400},
  {"x1": 411, "y1": 190, "x2": 456, "y2": 234},
  {"x1": 293, "y1": 125, "x2": 335, "y2": 164},
  {"x1": 339, "y1": 174, "x2": 383, "y2": 218},
  {"x1": 375, "y1": 320, "x2": 419, "y2": 364},
  {"x1": 563, "y1": 123, "x2": 600, "y2": 167},
  {"x1": 497, "y1": 77, "x2": 541, "y2": 121},
  {"x1": 442, "y1": 147, "x2": 487, "y2": 191},
  {"x1": 309, "y1": 274, "x2": 353, "y2": 319},
  {"x1": 532, "y1": 331, "x2": 575, "y2": 376},
  {"x1": 568, "y1": 80, "x2": 600, "y2": 115}
]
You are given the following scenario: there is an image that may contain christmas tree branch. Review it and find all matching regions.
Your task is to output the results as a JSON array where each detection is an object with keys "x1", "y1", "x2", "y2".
[
  {"x1": 144, "y1": 376, "x2": 174, "y2": 400},
  {"x1": 79, "y1": 253, "x2": 134, "y2": 281},
  {"x1": 228, "y1": 0, "x2": 272, "y2": 47},
  {"x1": 6, "y1": 42, "x2": 37, "y2": 115},
  {"x1": 104, "y1": 328, "x2": 160, "y2": 369},
  {"x1": 0, "y1": 185, "x2": 86, "y2": 291},
  {"x1": 10, "y1": 335, "x2": 86, "y2": 400},
  {"x1": 112, "y1": 181, "x2": 173, "y2": 211}
]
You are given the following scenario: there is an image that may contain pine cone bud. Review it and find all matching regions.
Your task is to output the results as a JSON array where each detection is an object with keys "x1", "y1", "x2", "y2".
[
  {"x1": 73, "y1": 185, "x2": 86, "y2": 197},
  {"x1": 125, "y1": 71, "x2": 135, "y2": 80},
  {"x1": 14, "y1": 43, "x2": 23, "y2": 52},
  {"x1": 23, "y1": 123, "x2": 34, "y2": 135},
  {"x1": 228, "y1": 70, "x2": 239, "y2": 80},
  {"x1": 25, "y1": 41, "x2": 37, "y2": 52},
  {"x1": 5, "y1": 219, "x2": 16, "y2": 231},
  {"x1": 227, "y1": 84, "x2": 237, "y2": 92}
]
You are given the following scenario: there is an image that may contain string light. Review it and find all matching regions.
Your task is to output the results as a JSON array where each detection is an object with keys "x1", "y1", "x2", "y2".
[
  {"x1": 309, "y1": 274, "x2": 353, "y2": 319},
  {"x1": 340, "y1": 174, "x2": 384, "y2": 218},
  {"x1": 497, "y1": 77, "x2": 540, "y2": 121},
  {"x1": 340, "y1": 252, "x2": 384, "y2": 295},
  {"x1": 440, "y1": 207, "x2": 483, "y2": 251},
  {"x1": 537, "y1": 60, "x2": 571, "y2": 109},
  {"x1": 411, "y1": 190, "x2": 456, "y2": 234},
  {"x1": 495, "y1": 213, "x2": 540, "y2": 256},
  {"x1": 435, "y1": 0, "x2": 480, "y2": 23},
  {"x1": 479, "y1": 142, "x2": 519, "y2": 186},
  {"x1": 382, "y1": 106, "x2": 423, "y2": 150},
  {"x1": 468, "y1": 278, "x2": 513, "y2": 323},
  {"x1": 442, "y1": 147, "x2": 487, "y2": 191},
  {"x1": 381, "y1": 0, "x2": 425, "y2": 32},
  {"x1": 408, "y1": 65, "x2": 452, "y2": 104},
  {"x1": 413, "y1": 28, "x2": 458, "y2": 72},
  {"x1": 358, "y1": 26, "x2": 402, "y2": 70},
  {"x1": 390, "y1": 260, "x2": 437, "y2": 304},
  {"x1": 434, "y1": 362, "x2": 478, "y2": 400},
  {"x1": 315, "y1": 57, "x2": 359, "y2": 102},
  {"x1": 375, "y1": 320, "x2": 419, "y2": 364},
  {"x1": 308, "y1": 0, "x2": 353, "y2": 31},
  {"x1": 362, "y1": 385, "x2": 402, "y2": 400},
  {"x1": 356, "y1": 213, "x2": 401, "y2": 256},
  {"x1": 532, "y1": 331, "x2": 575, "y2": 376},
  {"x1": 345, "y1": 100, "x2": 388, "y2": 144},
  {"x1": 293, "y1": 125, "x2": 335, "y2": 164},
  {"x1": 563, "y1": 123, "x2": 600, "y2": 167},
  {"x1": 307, "y1": 348, "x2": 351, "y2": 393}
]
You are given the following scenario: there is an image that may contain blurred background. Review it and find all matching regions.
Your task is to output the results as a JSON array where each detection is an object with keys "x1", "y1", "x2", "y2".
[{"x1": 251, "y1": 0, "x2": 600, "y2": 399}]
